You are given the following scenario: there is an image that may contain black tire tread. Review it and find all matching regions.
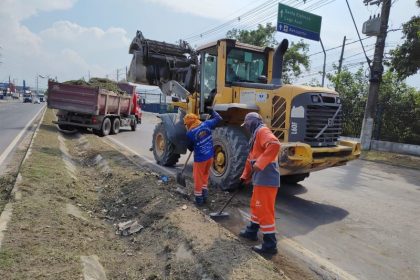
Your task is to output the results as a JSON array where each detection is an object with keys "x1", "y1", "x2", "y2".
[
  {"x1": 152, "y1": 122, "x2": 180, "y2": 166},
  {"x1": 210, "y1": 126, "x2": 249, "y2": 191}
]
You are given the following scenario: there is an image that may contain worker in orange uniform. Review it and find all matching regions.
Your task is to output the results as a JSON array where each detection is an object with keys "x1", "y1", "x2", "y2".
[
  {"x1": 239, "y1": 112, "x2": 281, "y2": 255},
  {"x1": 184, "y1": 110, "x2": 222, "y2": 206}
]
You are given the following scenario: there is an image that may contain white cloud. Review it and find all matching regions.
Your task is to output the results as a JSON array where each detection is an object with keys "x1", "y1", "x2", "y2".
[
  {"x1": 0, "y1": 0, "x2": 131, "y2": 87},
  {"x1": 40, "y1": 21, "x2": 130, "y2": 50},
  {"x1": 0, "y1": 0, "x2": 77, "y2": 21}
]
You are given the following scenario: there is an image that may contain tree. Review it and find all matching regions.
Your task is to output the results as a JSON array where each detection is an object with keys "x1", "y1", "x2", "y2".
[
  {"x1": 388, "y1": 0, "x2": 420, "y2": 79},
  {"x1": 329, "y1": 68, "x2": 420, "y2": 144},
  {"x1": 226, "y1": 23, "x2": 278, "y2": 47},
  {"x1": 328, "y1": 68, "x2": 369, "y2": 137},
  {"x1": 282, "y1": 40, "x2": 310, "y2": 84},
  {"x1": 226, "y1": 24, "x2": 310, "y2": 83}
]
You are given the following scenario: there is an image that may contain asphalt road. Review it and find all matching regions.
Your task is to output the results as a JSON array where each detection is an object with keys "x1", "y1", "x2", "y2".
[
  {"x1": 109, "y1": 112, "x2": 420, "y2": 280},
  {"x1": 0, "y1": 102, "x2": 45, "y2": 169}
]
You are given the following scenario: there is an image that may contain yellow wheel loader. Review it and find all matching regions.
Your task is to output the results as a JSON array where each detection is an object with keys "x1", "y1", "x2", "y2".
[{"x1": 128, "y1": 31, "x2": 361, "y2": 190}]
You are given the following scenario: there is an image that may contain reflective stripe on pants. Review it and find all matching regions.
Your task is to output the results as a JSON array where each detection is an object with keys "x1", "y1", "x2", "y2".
[{"x1": 250, "y1": 185, "x2": 278, "y2": 234}]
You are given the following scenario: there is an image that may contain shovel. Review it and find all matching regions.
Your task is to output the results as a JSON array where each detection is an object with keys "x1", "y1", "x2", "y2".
[
  {"x1": 176, "y1": 151, "x2": 193, "y2": 188},
  {"x1": 209, "y1": 188, "x2": 241, "y2": 219}
]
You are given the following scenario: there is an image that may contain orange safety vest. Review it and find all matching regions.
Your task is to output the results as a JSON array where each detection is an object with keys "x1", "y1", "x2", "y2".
[{"x1": 241, "y1": 126, "x2": 281, "y2": 187}]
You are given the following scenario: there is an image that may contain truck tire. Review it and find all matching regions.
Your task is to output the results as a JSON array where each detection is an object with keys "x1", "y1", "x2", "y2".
[
  {"x1": 111, "y1": 118, "x2": 120, "y2": 134},
  {"x1": 210, "y1": 126, "x2": 249, "y2": 191},
  {"x1": 152, "y1": 122, "x2": 180, "y2": 166},
  {"x1": 281, "y1": 173, "x2": 310, "y2": 185},
  {"x1": 100, "y1": 118, "x2": 112, "y2": 136}
]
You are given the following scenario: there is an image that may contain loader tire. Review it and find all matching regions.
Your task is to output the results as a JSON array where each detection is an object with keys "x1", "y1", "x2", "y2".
[
  {"x1": 152, "y1": 122, "x2": 180, "y2": 166},
  {"x1": 281, "y1": 173, "x2": 309, "y2": 185},
  {"x1": 210, "y1": 126, "x2": 249, "y2": 191}
]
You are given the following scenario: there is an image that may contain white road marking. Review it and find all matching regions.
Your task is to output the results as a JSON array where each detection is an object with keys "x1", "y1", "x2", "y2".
[
  {"x1": 0, "y1": 105, "x2": 45, "y2": 167},
  {"x1": 0, "y1": 107, "x2": 46, "y2": 250}
]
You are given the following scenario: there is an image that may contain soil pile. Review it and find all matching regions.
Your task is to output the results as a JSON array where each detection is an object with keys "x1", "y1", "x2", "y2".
[{"x1": 64, "y1": 77, "x2": 127, "y2": 94}]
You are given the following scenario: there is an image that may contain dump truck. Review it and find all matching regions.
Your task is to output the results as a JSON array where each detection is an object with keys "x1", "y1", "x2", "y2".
[
  {"x1": 47, "y1": 81, "x2": 141, "y2": 136},
  {"x1": 127, "y1": 31, "x2": 361, "y2": 190}
]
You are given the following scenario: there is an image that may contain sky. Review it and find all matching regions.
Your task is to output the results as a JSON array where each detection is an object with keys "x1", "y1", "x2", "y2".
[{"x1": 0, "y1": 0, "x2": 418, "y2": 90}]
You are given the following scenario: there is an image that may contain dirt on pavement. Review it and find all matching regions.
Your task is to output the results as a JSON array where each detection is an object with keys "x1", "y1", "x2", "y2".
[{"x1": 0, "y1": 109, "x2": 290, "y2": 279}]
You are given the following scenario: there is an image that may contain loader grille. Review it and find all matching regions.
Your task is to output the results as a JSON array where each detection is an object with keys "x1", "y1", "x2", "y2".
[
  {"x1": 271, "y1": 96, "x2": 286, "y2": 140},
  {"x1": 305, "y1": 104, "x2": 342, "y2": 146}
]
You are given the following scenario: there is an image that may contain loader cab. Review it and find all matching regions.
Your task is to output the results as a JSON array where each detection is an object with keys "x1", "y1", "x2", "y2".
[
  {"x1": 197, "y1": 39, "x2": 273, "y2": 112},
  {"x1": 198, "y1": 45, "x2": 218, "y2": 111}
]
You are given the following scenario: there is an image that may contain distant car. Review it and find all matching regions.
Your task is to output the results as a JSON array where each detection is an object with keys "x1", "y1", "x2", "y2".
[
  {"x1": 34, "y1": 99, "x2": 40, "y2": 104},
  {"x1": 23, "y1": 96, "x2": 32, "y2": 103}
]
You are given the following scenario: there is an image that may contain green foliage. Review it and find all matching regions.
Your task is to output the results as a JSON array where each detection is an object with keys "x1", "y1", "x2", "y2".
[
  {"x1": 282, "y1": 40, "x2": 310, "y2": 84},
  {"x1": 387, "y1": 1, "x2": 420, "y2": 79},
  {"x1": 328, "y1": 68, "x2": 368, "y2": 137},
  {"x1": 329, "y1": 69, "x2": 420, "y2": 144},
  {"x1": 226, "y1": 23, "x2": 278, "y2": 47},
  {"x1": 226, "y1": 24, "x2": 310, "y2": 83},
  {"x1": 376, "y1": 71, "x2": 420, "y2": 144}
]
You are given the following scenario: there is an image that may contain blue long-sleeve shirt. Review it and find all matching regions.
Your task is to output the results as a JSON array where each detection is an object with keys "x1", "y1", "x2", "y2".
[{"x1": 186, "y1": 111, "x2": 222, "y2": 162}]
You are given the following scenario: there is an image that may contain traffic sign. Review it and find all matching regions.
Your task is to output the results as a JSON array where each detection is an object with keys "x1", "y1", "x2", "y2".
[{"x1": 277, "y1": 3, "x2": 322, "y2": 41}]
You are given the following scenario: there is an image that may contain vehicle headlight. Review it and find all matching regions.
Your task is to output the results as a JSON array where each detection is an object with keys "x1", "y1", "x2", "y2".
[
  {"x1": 336, "y1": 97, "x2": 341, "y2": 104},
  {"x1": 311, "y1": 95, "x2": 321, "y2": 103}
]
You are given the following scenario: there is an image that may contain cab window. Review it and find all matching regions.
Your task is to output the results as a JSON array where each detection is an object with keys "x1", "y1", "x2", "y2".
[{"x1": 225, "y1": 48, "x2": 267, "y2": 84}]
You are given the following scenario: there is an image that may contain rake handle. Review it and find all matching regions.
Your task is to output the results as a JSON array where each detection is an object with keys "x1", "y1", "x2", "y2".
[
  {"x1": 181, "y1": 151, "x2": 193, "y2": 174},
  {"x1": 217, "y1": 189, "x2": 240, "y2": 215}
]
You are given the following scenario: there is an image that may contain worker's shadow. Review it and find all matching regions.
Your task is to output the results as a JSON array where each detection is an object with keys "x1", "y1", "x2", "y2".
[{"x1": 275, "y1": 183, "x2": 349, "y2": 238}]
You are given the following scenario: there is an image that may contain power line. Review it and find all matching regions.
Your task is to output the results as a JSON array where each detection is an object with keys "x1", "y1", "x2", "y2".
[
  {"x1": 345, "y1": 0, "x2": 372, "y2": 69},
  {"x1": 185, "y1": 0, "x2": 336, "y2": 44}
]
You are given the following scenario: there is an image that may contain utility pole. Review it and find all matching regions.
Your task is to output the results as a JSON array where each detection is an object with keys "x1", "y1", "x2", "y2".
[
  {"x1": 360, "y1": 0, "x2": 391, "y2": 150},
  {"x1": 337, "y1": 36, "x2": 347, "y2": 74},
  {"x1": 335, "y1": 36, "x2": 347, "y2": 92},
  {"x1": 116, "y1": 69, "x2": 120, "y2": 82},
  {"x1": 125, "y1": 66, "x2": 128, "y2": 81}
]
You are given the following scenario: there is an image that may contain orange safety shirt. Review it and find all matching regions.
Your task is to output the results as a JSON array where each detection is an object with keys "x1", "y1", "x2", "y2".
[{"x1": 241, "y1": 126, "x2": 281, "y2": 187}]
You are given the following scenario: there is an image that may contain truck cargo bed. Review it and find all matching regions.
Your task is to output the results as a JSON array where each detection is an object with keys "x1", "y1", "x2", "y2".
[{"x1": 48, "y1": 82, "x2": 132, "y2": 116}]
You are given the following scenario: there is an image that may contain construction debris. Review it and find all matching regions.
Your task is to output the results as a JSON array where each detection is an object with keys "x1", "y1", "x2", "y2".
[{"x1": 116, "y1": 220, "x2": 144, "y2": 236}]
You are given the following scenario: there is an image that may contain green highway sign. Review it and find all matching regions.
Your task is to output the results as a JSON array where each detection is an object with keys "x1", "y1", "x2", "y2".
[{"x1": 277, "y1": 3, "x2": 322, "y2": 41}]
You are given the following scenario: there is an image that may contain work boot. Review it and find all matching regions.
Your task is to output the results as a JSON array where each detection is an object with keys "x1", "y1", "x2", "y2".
[
  {"x1": 252, "y1": 233, "x2": 277, "y2": 255},
  {"x1": 239, "y1": 222, "x2": 259, "y2": 241},
  {"x1": 195, "y1": 195, "x2": 204, "y2": 206},
  {"x1": 202, "y1": 189, "x2": 208, "y2": 203}
]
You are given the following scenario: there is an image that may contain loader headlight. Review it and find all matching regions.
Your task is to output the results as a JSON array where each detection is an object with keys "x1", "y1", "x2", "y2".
[
  {"x1": 336, "y1": 97, "x2": 341, "y2": 104},
  {"x1": 311, "y1": 94, "x2": 321, "y2": 103}
]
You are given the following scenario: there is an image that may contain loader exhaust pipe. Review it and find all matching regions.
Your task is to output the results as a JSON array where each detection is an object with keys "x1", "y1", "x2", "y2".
[{"x1": 272, "y1": 39, "x2": 289, "y2": 86}]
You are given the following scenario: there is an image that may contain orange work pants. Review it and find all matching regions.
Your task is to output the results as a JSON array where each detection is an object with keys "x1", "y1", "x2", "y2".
[
  {"x1": 250, "y1": 186, "x2": 278, "y2": 234},
  {"x1": 193, "y1": 158, "x2": 213, "y2": 196}
]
